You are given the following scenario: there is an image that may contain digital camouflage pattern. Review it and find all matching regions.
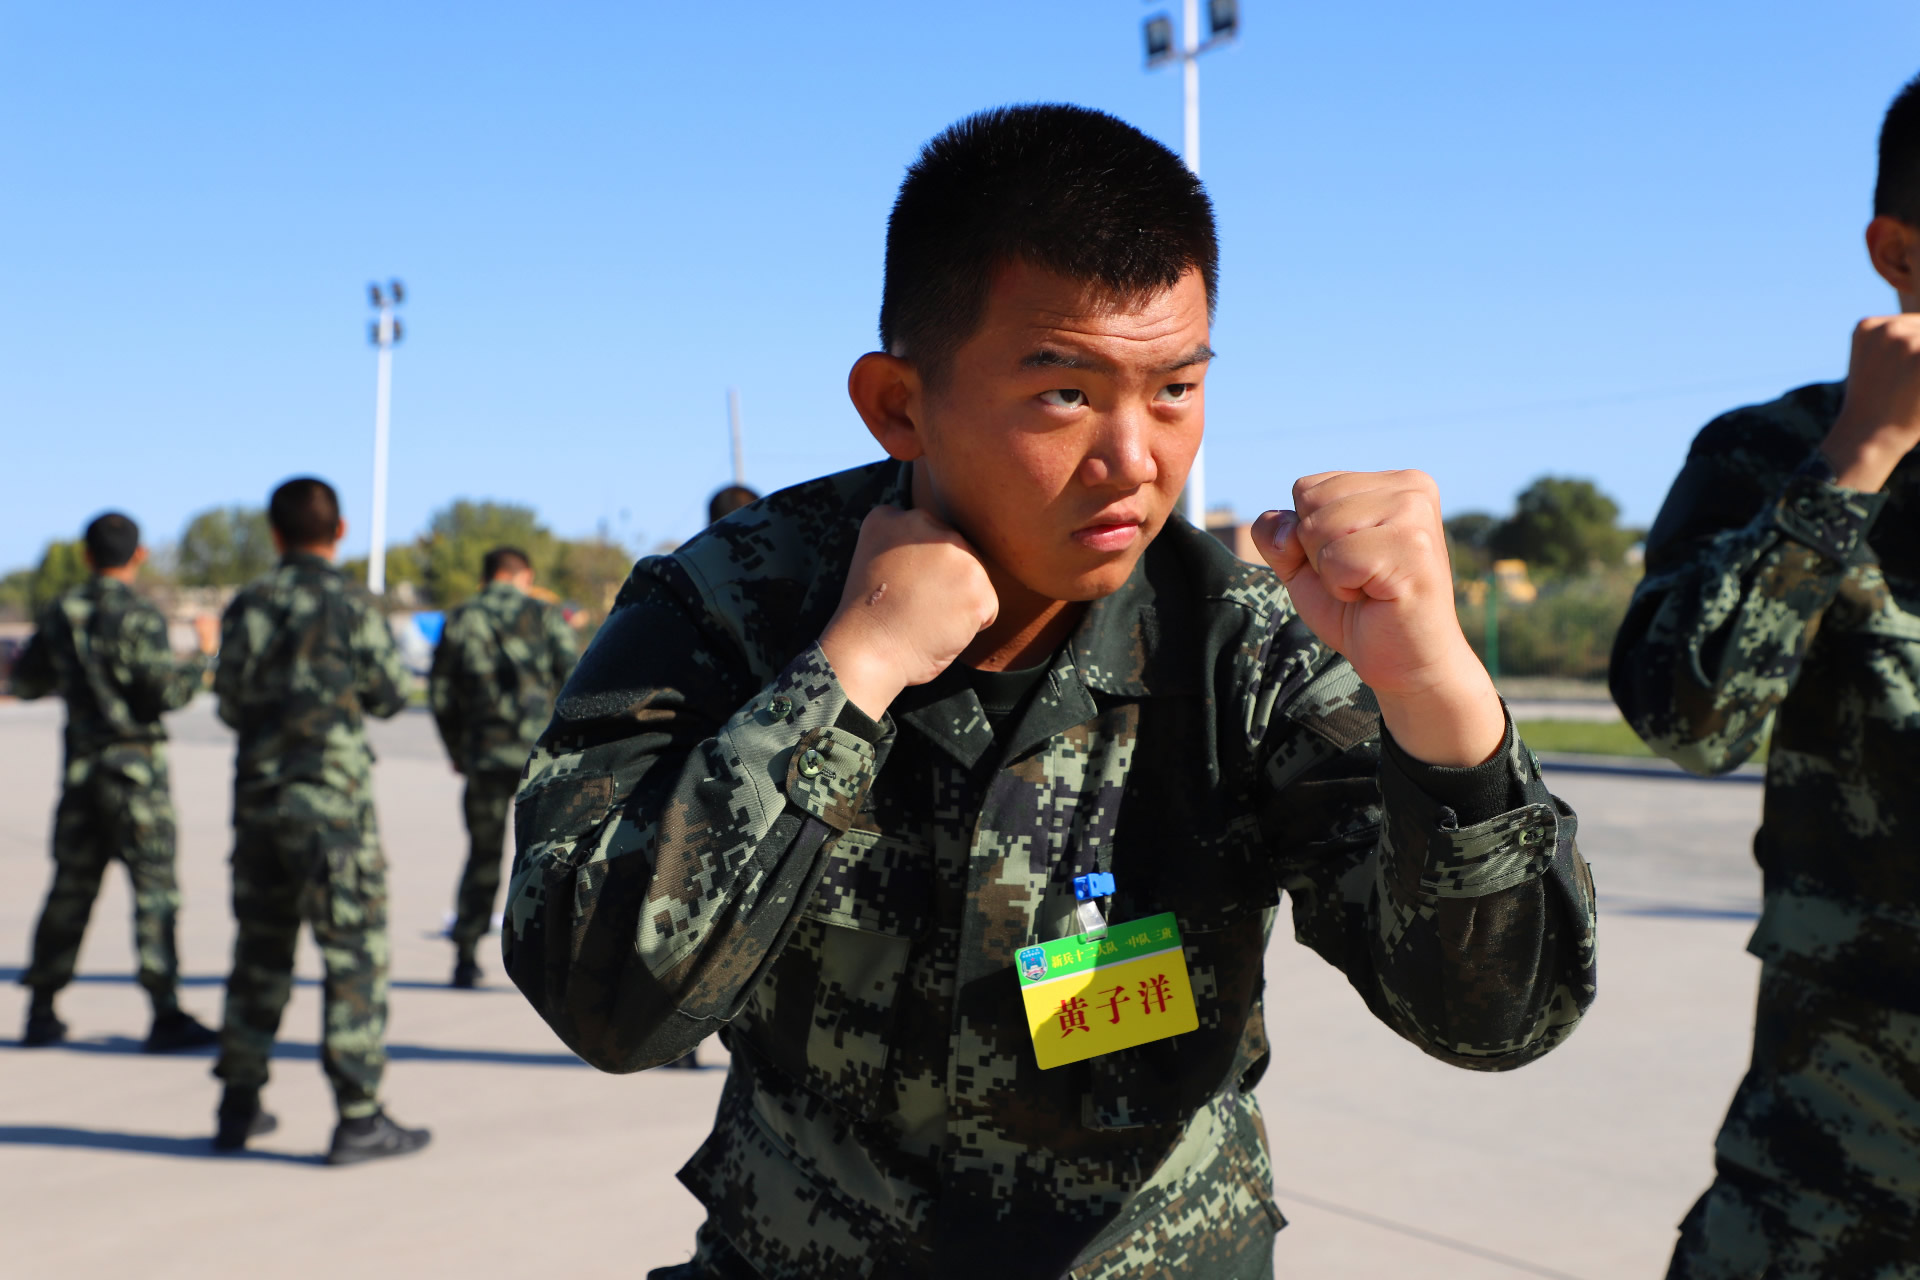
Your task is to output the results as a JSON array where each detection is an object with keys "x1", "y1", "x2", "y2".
[
  {"x1": 212, "y1": 552, "x2": 408, "y2": 1118},
  {"x1": 429, "y1": 579, "x2": 577, "y2": 956},
  {"x1": 1611, "y1": 381, "x2": 1920, "y2": 1275},
  {"x1": 13, "y1": 576, "x2": 209, "y2": 1011},
  {"x1": 505, "y1": 460, "x2": 1598, "y2": 1280},
  {"x1": 428, "y1": 579, "x2": 577, "y2": 775}
]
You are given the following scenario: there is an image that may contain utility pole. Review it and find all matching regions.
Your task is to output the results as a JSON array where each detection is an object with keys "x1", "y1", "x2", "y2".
[
  {"x1": 366, "y1": 280, "x2": 405, "y2": 596},
  {"x1": 1143, "y1": 0, "x2": 1238, "y2": 527},
  {"x1": 728, "y1": 388, "x2": 746, "y2": 487}
]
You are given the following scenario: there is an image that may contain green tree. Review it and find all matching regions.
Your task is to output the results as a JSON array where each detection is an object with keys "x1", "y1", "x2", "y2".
[
  {"x1": 1491, "y1": 476, "x2": 1635, "y2": 578},
  {"x1": 0, "y1": 567, "x2": 35, "y2": 620},
  {"x1": 419, "y1": 500, "x2": 556, "y2": 607},
  {"x1": 177, "y1": 505, "x2": 276, "y2": 586},
  {"x1": 29, "y1": 540, "x2": 89, "y2": 612},
  {"x1": 548, "y1": 538, "x2": 634, "y2": 622},
  {"x1": 1444, "y1": 511, "x2": 1501, "y2": 580}
]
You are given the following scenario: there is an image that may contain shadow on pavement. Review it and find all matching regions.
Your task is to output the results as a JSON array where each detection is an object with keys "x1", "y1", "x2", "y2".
[
  {"x1": 0, "y1": 1125, "x2": 320, "y2": 1165},
  {"x1": 4, "y1": 1035, "x2": 585, "y2": 1068},
  {"x1": 0, "y1": 968, "x2": 513, "y2": 994}
]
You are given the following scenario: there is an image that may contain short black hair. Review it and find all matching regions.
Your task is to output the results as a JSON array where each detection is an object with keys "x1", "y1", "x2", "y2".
[
  {"x1": 482, "y1": 546, "x2": 532, "y2": 580},
  {"x1": 707, "y1": 485, "x2": 760, "y2": 525},
  {"x1": 879, "y1": 104, "x2": 1217, "y2": 381},
  {"x1": 1877, "y1": 72, "x2": 1920, "y2": 224},
  {"x1": 83, "y1": 512, "x2": 140, "y2": 570},
  {"x1": 268, "y1": 477, "x2": 341, "y2": 547}
]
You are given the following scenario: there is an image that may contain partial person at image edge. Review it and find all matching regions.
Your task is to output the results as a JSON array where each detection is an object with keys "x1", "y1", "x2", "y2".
[
  {"x1": 505, "y1": 105, "x2": 1599, "y2": 1279},
  {"x1": 1611, "y1": 70, "x2": 1920, "y2": 1276},
  {"x1": 12, "y1": 511, "x2": 222, "y2": 1052}
]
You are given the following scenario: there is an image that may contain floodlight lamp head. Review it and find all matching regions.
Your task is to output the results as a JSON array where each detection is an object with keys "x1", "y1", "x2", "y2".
[
  {"x1": 369, "y1": 283, "x2": 384, "y2": 307},
  {"x1": 391, "y1": 280, "x2": 406, "y2": 304},
  {"x1": 369, "y1": 320, "x2": 381, "y2": 346},
  {"x1": 1208, "y1": 0, "x2": 1239, "y2": 40},
  {"x1": 1144, "y1": 14, "x2": 1174, "y2": 67},
  {"x1": 392, "y1": 318, "x2": 404, "y2": 344}
]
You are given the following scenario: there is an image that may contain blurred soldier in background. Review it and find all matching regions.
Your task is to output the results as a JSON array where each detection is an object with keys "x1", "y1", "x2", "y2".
[
  {"x1": 209, "y1": 476, "x2": 430, "y2": 1165},
  {"x1": 13, "y1": 511, "x2": 221, "y2": 1051},
  {"x1": 1614, "y1": 72, "x2": 1920, "y2": 1276},
  {"x1": 706, "y1": 485, "x2": 759, "y2": 525},
  {"x1": 428, "y1": 545, "x2": 576, "y2": 989}
]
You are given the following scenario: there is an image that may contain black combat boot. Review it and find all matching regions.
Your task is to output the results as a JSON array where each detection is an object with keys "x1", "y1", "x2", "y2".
[
  {"x1": 144, "y1": 1009, "x2": 220, "y2": 1053},
  {"x1": 326, "y1": 1109, "x2": 431, "y2": 1166},
  {"x1": 450, "y1": 956, "x2": 481, "y2": 989},
  {"x1": 212, "y1": 1087, "x2": 278, "y2": 1152},
  {"x1": 21, "y1": 1009, "x2": 67, "y2": 1048}
]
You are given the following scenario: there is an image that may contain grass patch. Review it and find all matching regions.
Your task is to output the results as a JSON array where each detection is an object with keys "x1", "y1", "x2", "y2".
[{"x1": 1514, "y1": 718, "x2": 1656, "y2": 758}]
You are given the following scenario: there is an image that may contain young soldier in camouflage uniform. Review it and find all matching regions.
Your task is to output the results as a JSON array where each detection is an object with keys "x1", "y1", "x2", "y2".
[
  {"x1": 506, "y1": 106, "x2": 1598, "y2": 1279},
  {"x1": 14, "y1": 511, "x2": 222, "y2": 1051},
  {"x1": 1613, "y1": 74, "x2": 1920, "y2": 1276},
  {"x1": 209, "y1": 477, "x2": 430, "y2": 1164},
  {"x1": 428, "y1": 545, "x2": 576, "y2": 988}
]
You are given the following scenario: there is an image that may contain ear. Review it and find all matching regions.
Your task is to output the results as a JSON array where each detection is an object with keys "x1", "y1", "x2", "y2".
[
  {"x1": 847, "y1": 352, "x2": 927, "y2": 462},
  {"x1": 1866, "y1": 216, "x2": 1920, "y2": 305},
  {"x1": 270, "y1": 529, "x2": 287, "y2": 555},
  {"x1": 333, "y1": 518, "x2": 348, "y2": 546},
  {"x1": 130, "y1": 546, "x2": 150, "y2": 570}
]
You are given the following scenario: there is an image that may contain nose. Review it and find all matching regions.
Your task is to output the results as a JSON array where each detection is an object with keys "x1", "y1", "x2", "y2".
[{"x1": 1078, "y1": 405, "x2": 1159, "y2": 491}]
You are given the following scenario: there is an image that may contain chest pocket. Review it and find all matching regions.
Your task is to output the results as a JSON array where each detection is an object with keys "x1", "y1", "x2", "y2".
[{"x1": 744, "y1": 826, "x2": 934, "y2": 1112}]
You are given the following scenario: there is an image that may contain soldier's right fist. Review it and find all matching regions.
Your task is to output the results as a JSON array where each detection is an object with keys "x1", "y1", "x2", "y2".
[
  {"x1": 819, "y1": 505, "x2": 999, "y2": 718},
  {"x1": 1823, "y1": 314, "x2": 1920, "y2": 491}
]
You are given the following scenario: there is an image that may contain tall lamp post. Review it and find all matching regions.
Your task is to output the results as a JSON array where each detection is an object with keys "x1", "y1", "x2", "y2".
[
  {"x1": 366, "y1": 280, "x2": 405, "y2": 596},
  {"x1": 1144, "y1": 0, "x2": 1238, "y2": 526}
]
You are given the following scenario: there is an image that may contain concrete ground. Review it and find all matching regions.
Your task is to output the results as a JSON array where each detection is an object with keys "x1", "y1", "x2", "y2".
[{"x1": 0, "y1": 697, "x2": 1766, "y2": 1279}]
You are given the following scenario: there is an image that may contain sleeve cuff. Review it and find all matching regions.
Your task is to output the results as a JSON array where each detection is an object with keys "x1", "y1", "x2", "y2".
[
  {"x1": 1769, "y1": 456, "x2": 1888, "y2": 566},
  {"x1": 718, "y1": 643, "x2": 887, "y2": 834},
  {"x1": 1379, "y1": 712, "x2": 1559, "y2": 899}
]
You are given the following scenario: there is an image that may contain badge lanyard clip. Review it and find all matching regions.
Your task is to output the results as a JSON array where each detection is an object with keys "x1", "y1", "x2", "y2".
[{"x1": 1072, "y1": 871, "x2": 1115, "y2": 940}]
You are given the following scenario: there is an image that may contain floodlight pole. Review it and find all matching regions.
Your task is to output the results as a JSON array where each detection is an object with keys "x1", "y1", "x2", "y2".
[
  {"x1": 367, "y1": 283, "x2": 403, "y2": 596},
  {"x1": 728, "y1": 388, "x2": 746, "y2": 487}
]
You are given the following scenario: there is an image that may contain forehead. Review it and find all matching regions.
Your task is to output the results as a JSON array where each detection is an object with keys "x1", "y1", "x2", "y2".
[{"x1": 973, "y1": 260, "x2": 1208, "y2": 353}]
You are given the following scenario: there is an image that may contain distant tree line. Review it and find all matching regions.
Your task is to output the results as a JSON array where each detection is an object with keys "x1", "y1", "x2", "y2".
[{"x1": 0, "y1": 499, "x2": 639, "y2": 625}]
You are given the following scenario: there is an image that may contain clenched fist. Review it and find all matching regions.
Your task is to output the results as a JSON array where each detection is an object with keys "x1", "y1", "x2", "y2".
[
  {"x1": 1822, "y1": 314, "x2": 1920, "y2": 492},
  {"x1": 819, "y1": 506, "x2": 999, "y2": 719},
  {"x1": 1254, "y1": 470, "x2": 1505, "y2": 768}
]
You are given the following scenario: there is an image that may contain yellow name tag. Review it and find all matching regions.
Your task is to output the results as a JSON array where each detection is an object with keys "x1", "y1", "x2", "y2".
[{"x1": 1016, "y1": 912, "x2": 1200, "y2": 1070}]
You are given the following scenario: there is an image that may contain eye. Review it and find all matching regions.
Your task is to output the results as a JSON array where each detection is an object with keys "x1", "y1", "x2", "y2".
[
  {"x1": 1155, "y1": 383, "x2": 1194, "y2": 404},
  {"x1": 1039, "y1": 388, "x2": 1088, "y2": 409}
]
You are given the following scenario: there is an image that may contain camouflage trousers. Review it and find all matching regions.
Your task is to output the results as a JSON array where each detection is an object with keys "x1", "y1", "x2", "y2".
[
  {"x1": 214, "y1": 783, "x2": 389, "y2": 1119},
  {"x1": 21, "y1": 745, "x2": 182, "y2": 1013},
  {"x1": 1667, "y1": 963, "x2": 1920, "y2": 1278},
  {"x1": 451, "y1": 769, "x2": 519, "y2": 961}
]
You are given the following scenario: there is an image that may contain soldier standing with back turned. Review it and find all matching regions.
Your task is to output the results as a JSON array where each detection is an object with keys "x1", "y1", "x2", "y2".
[
  {"x1": 428, "y1": 545, "x2": 576, "y2": 989},
  {"x1": 1614, "y1": 72, "x2": 1920, "y2": 1274},
  {"x1": 209, "y1": 477, "x2": 430, "y2": 1164},
  {"x1": 13, "y1": 511, "x2": 222, "y2": 1051}
]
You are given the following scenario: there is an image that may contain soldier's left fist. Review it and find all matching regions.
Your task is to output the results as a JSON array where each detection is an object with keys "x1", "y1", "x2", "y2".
[{"x1": 1254, "y1": 470, "x2": 1505, "y2": 767}]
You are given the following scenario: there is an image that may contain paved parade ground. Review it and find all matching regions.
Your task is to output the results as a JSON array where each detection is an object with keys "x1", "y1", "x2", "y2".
[{"x1": 0, "y1": 697, "x2": 1766, "y2": 1279}]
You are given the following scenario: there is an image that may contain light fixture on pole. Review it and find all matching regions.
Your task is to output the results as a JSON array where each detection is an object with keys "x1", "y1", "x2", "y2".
[
  {"x1": 1144, "y1": 0, "x2": 1238, "y2": 526},
  {"x1": 366, "y1": 279, "x2": 405, "y2": 596}
]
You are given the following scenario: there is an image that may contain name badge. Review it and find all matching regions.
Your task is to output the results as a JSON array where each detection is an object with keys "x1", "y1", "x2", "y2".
[{"x1": 1015, "y1": 911, "x2": 1200, "y2": 1070}]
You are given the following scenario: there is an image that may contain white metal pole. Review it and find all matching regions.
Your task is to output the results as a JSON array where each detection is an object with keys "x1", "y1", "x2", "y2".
[
  {"x1": 728, "y1": 387, "x2": 746, "y2": 487},
  {"x1": 1180, "y1": 0, "x2": 1207, "y2": 528},
  {"x1": 368, "y1": 303, "x2": 393, "y2": 595}
]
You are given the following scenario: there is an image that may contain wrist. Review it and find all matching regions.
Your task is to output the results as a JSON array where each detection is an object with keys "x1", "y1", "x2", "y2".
[
  {"x1": 818, "y1": 622, "x2": 906, "y2": 721},
  {"x1": 1372, "y1": 650, "x2": 1506, "y2": 768},
  {"x1": 1820, "y1": 424, "x2": 1904, "y2": 492}
]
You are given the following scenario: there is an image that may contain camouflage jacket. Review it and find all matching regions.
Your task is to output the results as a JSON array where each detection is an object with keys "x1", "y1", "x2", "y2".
[
  {"x1": 1613, "y1": 381, "x2": 1920, "y2": 1010},
  {"x1": 215, "y1": 552, "x2": 410, "y2": 803},
  {"x1": 11, "y1": 576, "x2": 209, "y2": 763},
  {"x1": 505, "y1": 461, "x2": 1597, "y2": 1279},
  {"x1": 428, "y1": 580, "x2": 577, "y2": 774}
]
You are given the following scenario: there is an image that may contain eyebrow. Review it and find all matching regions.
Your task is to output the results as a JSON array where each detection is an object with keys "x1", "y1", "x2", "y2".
[{"x1": 1018, "y1": 343, "x2": 1217, "y2": 375}]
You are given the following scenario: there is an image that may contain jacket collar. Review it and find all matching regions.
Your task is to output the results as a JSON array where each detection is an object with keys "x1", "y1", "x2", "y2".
[{"x1": 279, "y1": 550, "x2": 339, "y2": 576}]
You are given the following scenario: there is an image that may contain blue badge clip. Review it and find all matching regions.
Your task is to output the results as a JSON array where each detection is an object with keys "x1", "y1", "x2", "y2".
[{"x1": 1073, "y1": 872, "x2": 1116, "y2": 902}]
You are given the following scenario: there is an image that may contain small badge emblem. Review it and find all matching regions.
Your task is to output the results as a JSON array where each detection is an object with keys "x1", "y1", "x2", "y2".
[{"x1": 1017, "y1": 946, "x2": 1047, "y2": 982}]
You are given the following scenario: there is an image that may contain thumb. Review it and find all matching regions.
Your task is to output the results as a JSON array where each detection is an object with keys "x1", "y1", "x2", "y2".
[{"x1": 1252, "y1": 510, "x2": 1309, "y2": 582}]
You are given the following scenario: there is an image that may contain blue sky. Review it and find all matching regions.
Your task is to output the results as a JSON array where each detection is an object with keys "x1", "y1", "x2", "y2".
[{"x1": 4, "y1": 1, "x2": 1917, "y2": 569}]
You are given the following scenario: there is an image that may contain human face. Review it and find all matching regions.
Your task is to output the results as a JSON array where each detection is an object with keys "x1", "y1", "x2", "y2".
[{"x1": 914, "y1": 261, "x2": 1210, "y2": 604}]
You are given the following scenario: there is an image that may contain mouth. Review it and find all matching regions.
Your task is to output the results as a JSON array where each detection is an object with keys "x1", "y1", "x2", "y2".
[{"x1": 1071, "y1": 515, "x2": 1146, "y2": 554}]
